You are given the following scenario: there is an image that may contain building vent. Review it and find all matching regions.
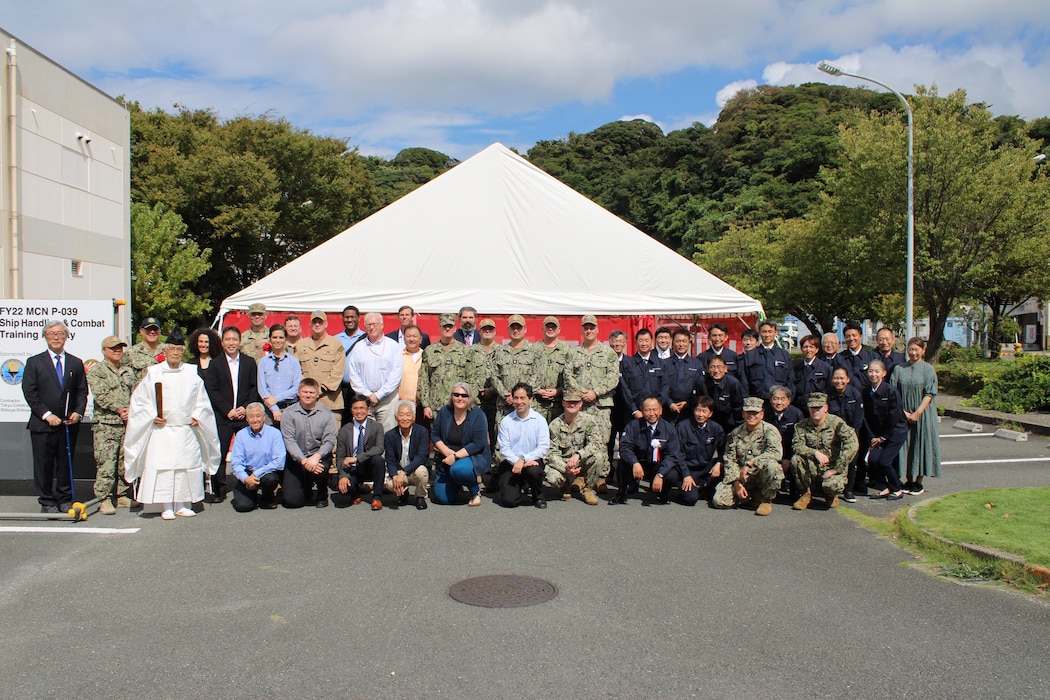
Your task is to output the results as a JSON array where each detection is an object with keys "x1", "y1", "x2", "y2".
[{"x1": 71, "y1": 260, "x2": 83, "y2": 277}]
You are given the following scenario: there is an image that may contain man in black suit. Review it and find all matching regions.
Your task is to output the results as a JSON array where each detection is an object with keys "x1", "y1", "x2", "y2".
[
  {"x1": 610, "y1": 396, "x2": 681, "y2": 505},
  {"x1": 384, "y1": 400, "x2": 431, "y2": 509},
  {"x1": 204, "y1": 326, "x2": 260, "y2": 502},
  {"x1": 22, "y1": 320, "x2": 88, "y2": 513},
  {"x1": 453, "y1": 306, "x2": 481, "y2": 345},
  {"x1": 386, "y1": 305, "x2": 430, "y2": 349}
]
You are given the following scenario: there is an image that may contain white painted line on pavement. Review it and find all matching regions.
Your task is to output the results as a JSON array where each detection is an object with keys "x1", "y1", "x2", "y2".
[
  {"x1": 0, "y1": 526, "x2": 139, "y2": 534},
  {"x1": 941, "y1": 433, "x2": 995, "y2": 439},
  {"x1": 941, "y1": 457, "x2": 1050, "y2": 466}
]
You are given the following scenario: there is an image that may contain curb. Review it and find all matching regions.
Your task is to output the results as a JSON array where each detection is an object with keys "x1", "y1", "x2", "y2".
[
  {"x1": 907, "y1": 497, "x2": 1050, "y2": 584},
  {"x1": 940, "y1": 406, "x2": 1050, "y2": 438}
]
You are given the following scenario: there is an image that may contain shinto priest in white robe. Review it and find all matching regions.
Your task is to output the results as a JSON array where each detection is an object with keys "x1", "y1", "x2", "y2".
[{"x1": 123, "y1": 361, "x2": 221, "y2": 504}]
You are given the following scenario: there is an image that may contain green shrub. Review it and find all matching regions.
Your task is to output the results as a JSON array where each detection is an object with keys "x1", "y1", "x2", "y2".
[{"x1": 971, "y1": 355, "x2": 1050, "y2": 413}]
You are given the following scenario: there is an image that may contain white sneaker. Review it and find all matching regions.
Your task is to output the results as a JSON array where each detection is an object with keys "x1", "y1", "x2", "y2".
[
  {"x1": 161, "y1": 509, "x2": 176, "y2": 520},
  {"x1": 174, "y1": 507, "x2": 196, "y2": 517}
]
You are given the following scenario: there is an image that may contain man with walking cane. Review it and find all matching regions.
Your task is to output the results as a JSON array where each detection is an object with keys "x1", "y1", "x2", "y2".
[{"x1": 22, "y1": 321, "x2": 88, "y2": 513}]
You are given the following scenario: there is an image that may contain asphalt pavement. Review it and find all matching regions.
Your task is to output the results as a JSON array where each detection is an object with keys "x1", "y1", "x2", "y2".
[{"x1": 1, "y1": 422, "x2": 1049, "y2": 699}]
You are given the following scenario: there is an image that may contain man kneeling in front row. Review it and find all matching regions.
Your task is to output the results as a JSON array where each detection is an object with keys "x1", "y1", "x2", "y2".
[
  {"x1": 230, "y1": 403, "x2": 285, "y2": 511},
  {"x1": 712, "y1": 396, "x2": 783, "y2": 515},
  {"x1": 384, "y1": 400, "x2": 431, "y2": 510},
  {"x1": 545, "y1": 389, "x2": 608, "y2": 505},
  {"x1": 790, "y1": 392, "x2": 858, "y2": 510}
]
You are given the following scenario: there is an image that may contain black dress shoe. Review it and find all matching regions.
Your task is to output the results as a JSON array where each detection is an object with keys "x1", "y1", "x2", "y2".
[
  {"x1": 315, "y1": 498, "x2": 329, "y2": 508},
  {"x1": 607, "y1": 494, "x2": 628, "y2": 505},
  {"x1": 399, "y1": 493, "x2": 410, "y2": 506},
  {"x1": 59, "y1": 502, "x2": 72, "y2": 512},
  {"x1": 41, "y1": 504, "x2": 60, "y2": 514},
  {"x1": 415, "y1": 496, "x2": 428, "y2": 510},
  {"x1": 534, "y1": 498, "x2": 547, "y2": 509}
]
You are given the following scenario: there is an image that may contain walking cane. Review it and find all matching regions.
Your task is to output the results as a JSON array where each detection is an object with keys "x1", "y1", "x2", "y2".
[{"x1": 64, "y1": 393, "x2": 75, "y2": 502}]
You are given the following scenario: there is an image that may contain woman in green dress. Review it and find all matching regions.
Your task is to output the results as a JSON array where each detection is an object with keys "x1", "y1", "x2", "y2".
[{"x1": 891, "y1": 337, "x2": 940, "y2": 495}]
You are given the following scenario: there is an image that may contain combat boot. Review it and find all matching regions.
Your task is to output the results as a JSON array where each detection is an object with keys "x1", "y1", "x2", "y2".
[
  {"x1": 792, "y1": 492, "x2": 811, "y2": 510},
  {"x1": 581, "y1": 487, "x2": 599, "y2": 505},
  {"x1": 571, "y1": 476, "x2": 585, "y2": 494},
  {"x1": 827, "y1": 494, "x2": 839, "y2": 509},
  {"x1": 561, "y1": 480, "x2": 572, "y2": 500},
  {"x1": 98, "y1": 498, "x2": 116, "y2": 515},
  {"x1": 755, "y1": 500, "x2": 773, "y2": 516}
]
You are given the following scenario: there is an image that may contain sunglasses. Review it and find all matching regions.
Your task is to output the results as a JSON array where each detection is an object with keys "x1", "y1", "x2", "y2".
[{"x1": 451, "y1": 392, "x2": 469, "y2": 398}]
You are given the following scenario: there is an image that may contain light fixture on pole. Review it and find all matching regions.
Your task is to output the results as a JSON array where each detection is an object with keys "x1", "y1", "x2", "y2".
[{"x1": 818, "y1": 60, "x2": 915, "y2": 340}]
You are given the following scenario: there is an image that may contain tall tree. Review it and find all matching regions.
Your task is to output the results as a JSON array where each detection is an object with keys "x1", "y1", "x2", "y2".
[
  {"x1": 818, "y1": 87, "x2": 1050, "y2": 360},
  {"x1": 129, "y1": 104, "x2": 379, "y2": 312},
  {"x1": 130, "y1": 202, "x2": 212, "y2": 323}
]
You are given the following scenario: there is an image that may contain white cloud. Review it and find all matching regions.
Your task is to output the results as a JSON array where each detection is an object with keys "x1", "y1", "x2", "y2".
[
  {"x1": 3, "y1": 0, "x2": 1048, "y2": 153},
  {"x1": 716, "y1": 80, "x2": 759, "y2": 108}
]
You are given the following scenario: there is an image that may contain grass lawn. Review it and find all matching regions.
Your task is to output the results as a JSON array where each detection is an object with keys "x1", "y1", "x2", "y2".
[{"x1": 913, "y1": 488, "x2": 1050, "y2": 568}]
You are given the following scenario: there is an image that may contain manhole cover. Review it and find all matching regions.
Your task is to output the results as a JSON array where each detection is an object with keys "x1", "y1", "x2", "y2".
[{"x1": 449, "y1": 574, "x2": 557, "y2": 608}]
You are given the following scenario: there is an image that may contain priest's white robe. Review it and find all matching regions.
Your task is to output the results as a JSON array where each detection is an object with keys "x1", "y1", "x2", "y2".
[{"x1": 124, "y1": 362, "x2": 221, "y2": 505}]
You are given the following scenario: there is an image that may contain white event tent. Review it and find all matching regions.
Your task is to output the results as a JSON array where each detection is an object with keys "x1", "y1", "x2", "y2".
[{"x1": 219, "y1": 143, "x2": 762, "y2": 320}]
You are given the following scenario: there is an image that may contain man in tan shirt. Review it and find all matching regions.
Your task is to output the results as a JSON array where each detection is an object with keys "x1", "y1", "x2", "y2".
[{"x1": 296, "y1": 310, "x2": 346, "y2": 429}]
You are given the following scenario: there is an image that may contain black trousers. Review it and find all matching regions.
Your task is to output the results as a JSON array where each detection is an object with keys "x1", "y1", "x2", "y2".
[
  {"x1": 497, "y1": 459, "x2": 545, "y2": 507},
  {"x1": 345, "y1": 455, "x2": 386, "y2": 500},
  {"x1": 214, "y1": 419, "x2": 247, "y2": 497},
  {"x1": 616, "y1": 460, "x2": 676, "y2": 499},
  {"x1": 231, "y1": 471, "x2": 282, "y2": 512},
  {"x1": 31, "y1": 426, "x2": 79, "y2": 508},
  {"x1": 281, "y1": 458, "x2": 330, "y2": 507}
]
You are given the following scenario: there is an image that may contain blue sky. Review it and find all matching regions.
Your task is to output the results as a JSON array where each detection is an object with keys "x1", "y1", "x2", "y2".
[{"x1": 5, "y1": 1, "x2": 1048, "y2": 160}]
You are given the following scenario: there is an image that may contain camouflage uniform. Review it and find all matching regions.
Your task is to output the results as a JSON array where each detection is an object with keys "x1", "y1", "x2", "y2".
[
  {"x1": 121, "y1": 341, "x2": 161, "y2": 388},
  {"x1": 419, "y1": 341, "x2": 472, "y2": 415},
  {"x1": 545, "y1": 412, "x2": 608, "y2": 490},
  {"x1": 712, "y1": 421, "x2": 783, "y2": 508},
  {"x1": 529, "y1": 340, "x2": 572, "y2": 422},
  {"x1": 790, "y1": 413, "x2": 858, "y2": 499},
  {"x1": 564, "y1": 342, "x2": 620, "y2": 448},
  {"x1": 492, "y1": 341, "x2": 534, "y2": 424},
  {"x1": 240, "y1": 327, "x2": 269, "y2": 361},
  {"x1": 468, "y1": 343, "x2": 500, "y2": 449},
  {"x1": 86, "y1": 361, "x2": 136, "y2": 500}
]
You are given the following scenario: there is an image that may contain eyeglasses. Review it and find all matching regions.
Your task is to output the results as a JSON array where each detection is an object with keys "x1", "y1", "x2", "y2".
[{"x1": 451, "y1": 392, "x2": 469, "y2": 398}]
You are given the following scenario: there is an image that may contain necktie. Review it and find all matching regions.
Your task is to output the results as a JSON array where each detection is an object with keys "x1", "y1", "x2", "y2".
[
  {"x1": 55, "y1": 355, "x2": 64, "y2": 388},
  {"x1": 355, "y1": 423, "x2": 364, "y2": 455},
  {"x1": 465, "y1": 334, "x2": 473, "y2": 346}
]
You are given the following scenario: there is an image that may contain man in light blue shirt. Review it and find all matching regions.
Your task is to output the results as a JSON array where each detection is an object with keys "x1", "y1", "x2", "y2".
[
  {"x1": 347, "y1": 313, "x2": 402, "y2": 432},
  {"x1": 230, "y1": 403, "x2": 286, "y2": 512},
  {"x1": 496, "y1": 382, "x2": 550, "y2": 509},
  {"x1": 258, "y1": 324, "x2": 302, "y2": 424}
]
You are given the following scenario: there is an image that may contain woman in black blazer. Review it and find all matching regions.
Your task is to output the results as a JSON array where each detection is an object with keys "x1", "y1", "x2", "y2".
[{"x1": 862, "y1": 360, "x2": 907, "y2": 500}]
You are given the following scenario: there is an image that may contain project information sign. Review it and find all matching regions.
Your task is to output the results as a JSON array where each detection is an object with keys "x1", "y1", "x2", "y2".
[{"x1": 0, "y1": 300, "x2": 113, "y2": 423}]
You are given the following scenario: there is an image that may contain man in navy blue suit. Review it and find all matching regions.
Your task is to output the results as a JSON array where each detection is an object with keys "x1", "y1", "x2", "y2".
[
  {"x1": 22, "y1": 320, "x2": 88, "y2": 513},
  {"x1": 453, "y1": 306, "x2": 481, "y2": 346},
  {"x1": 386, "y1": 305, "x2": 430, "y2": 349}
]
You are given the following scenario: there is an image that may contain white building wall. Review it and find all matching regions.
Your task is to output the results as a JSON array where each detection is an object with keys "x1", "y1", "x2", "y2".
[{"x1": 0, "y1": 28, "x2": 131, "y2": 485}]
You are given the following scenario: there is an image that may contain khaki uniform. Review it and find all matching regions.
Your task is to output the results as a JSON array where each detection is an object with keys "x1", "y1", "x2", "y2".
[
  {"x1": 86, "y1": 361, "x2": 136, "y2": 500},
  {"x1": 712, "y1": 421, "x2": 783, "y2": 508},
  {"x1": 240, "y1": 327, "x2": 269, "y2": 361},
  {"x1": 530, "y1": 340, "x2": 572, "y2": 422},
  {"x1": 418, "y1": 341, "x2": 472, "y2": 414},
  {"x1": 545, "y1": 412, "x2": 609, "y2": 490},
  {"x1": 564, "y1": 342, "x2": 620, "y2": 445},
  {"x1": 790, "y1": 413, "x2": 858, "y2": 498},
  {"x1": 121, "y1": 341, "x2": 161, "y2": 388},
  {"x1": 296, "y1": 333, "x2": 346, "y2": 418}
]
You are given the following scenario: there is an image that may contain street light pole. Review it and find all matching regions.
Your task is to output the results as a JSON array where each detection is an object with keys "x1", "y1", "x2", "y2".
[{"x1": 818, "y1": 61, "x2": 915, "y2": 340}]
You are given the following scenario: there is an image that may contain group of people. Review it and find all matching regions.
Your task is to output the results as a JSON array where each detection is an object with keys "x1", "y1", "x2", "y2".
[{"x1": 22, "y1": 305, "x2": 940, "y2": 518}]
